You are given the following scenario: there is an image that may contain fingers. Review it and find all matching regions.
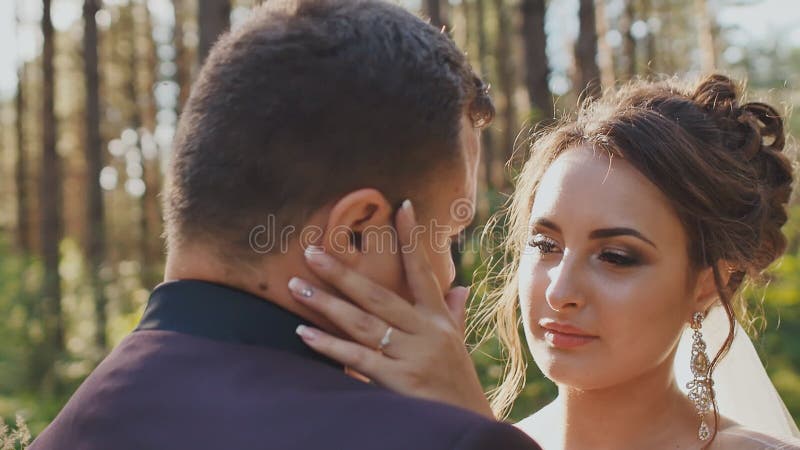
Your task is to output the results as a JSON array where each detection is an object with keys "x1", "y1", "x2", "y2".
[
  {"x1": 302, "y1": 248, "x2": 419, "y2": 333},
  {"x1": 444, "y1": 286, "x2": 470, "y2": 335},
  {"x1": 395, "y1": 200, "x2": 449, "y2": 314},
  {"x1": 289, "y1": 276, "x2": 410, "y2": 356},
  {"x1": 296, "y1": 325, "x2": 401, "y2": 374}
]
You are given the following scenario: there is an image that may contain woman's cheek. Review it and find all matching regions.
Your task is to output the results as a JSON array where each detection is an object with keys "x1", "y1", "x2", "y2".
[
  {"x1": 596, "y1": 276, "x2": 685, "y2": 379},
  {"x1": 518, "y1": 254, "x2": 549, "y2": 342},
  {"x1": 517, "y1": 255, "x2": 536, "y2": 325}
]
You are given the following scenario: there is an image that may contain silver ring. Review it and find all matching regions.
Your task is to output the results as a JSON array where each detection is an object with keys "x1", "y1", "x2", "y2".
[{"x1": 378, "y1": 326, "x2": 394, "y2": 351}]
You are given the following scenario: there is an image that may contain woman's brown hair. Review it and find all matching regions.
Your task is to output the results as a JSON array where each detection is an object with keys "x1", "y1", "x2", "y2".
[{"x1": 472, "y1": 74, "x2": 794, "y2": 445}]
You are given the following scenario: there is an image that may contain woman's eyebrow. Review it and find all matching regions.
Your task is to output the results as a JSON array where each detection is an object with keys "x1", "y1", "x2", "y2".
[
  {"x1": 589, "y1": 228, "x2": 657, "y2": 249},
  {"x1": 531, "y1": 218, "x2": 657, "y2": 249},
  {"x1": 531, "y1": 218, "x2": 561, "y2": 232}
]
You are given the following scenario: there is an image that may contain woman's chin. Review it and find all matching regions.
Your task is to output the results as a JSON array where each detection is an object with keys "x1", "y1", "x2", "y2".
[
  {"x1": 542, "y1": 366, "x2": 613, "y2": 391},
  {"x1": 530, "y1": 343, "x2": 613, "y2": 390}
]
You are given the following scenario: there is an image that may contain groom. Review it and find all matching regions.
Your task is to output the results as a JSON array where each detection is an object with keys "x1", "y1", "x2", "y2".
[{"x1": 31, "y1": 1, "x2": 540, "y2": 449}]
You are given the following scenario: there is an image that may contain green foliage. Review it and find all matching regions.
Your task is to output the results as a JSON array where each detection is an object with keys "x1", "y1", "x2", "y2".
[
  {"x1": 0, "y1": 240, "x2": 37, "y2": 393},
  {"x1": 740, "y1": 206, "x2": 800, "y2": 420},
  {"x1": 0, "y1": 238, "x2": 150, "y2": 436},
  {"x1": 0, "y1": 238, "x2": 56, "y2": 436}
]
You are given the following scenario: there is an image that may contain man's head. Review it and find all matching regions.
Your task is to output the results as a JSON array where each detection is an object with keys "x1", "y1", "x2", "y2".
[
  {"x1": 164, "y1": 0, "x2": 492, "y2": 317},
  {"x1": 166, "y1": 0, "x2": 491, "y2": 249}
]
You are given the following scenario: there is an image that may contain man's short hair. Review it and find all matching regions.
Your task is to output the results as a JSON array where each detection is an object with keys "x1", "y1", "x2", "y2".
[{"x1": 164, "y1": 0, "x2": 494, "y2": 255}]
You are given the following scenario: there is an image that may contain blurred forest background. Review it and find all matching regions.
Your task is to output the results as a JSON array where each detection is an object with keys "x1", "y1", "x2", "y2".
[{"x1": 0, "y1": 0, "x2": 799, "y2": 438}]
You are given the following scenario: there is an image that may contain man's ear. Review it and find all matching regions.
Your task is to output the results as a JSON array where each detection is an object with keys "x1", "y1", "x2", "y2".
[
  {"x1": 321, "y1": 188, "x2": 395, "y2": 264},
  {"x1": 691, "y1": 260, "x2": 733, "y2": 317}
]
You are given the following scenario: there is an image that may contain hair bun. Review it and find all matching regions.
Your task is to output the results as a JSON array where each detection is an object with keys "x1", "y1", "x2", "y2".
[
  {"x1": 691, "y1": 74, "x2": 739, "y2": 109},
  {"x1": 691, "y1": 74, "x2": 790, "y2": 180},
  {"x1": 691, "y1": 74, "x2": 793, "y2": 270},
  {"x1": 741, "y1": 101, "x2": 786, "y2": 153},
  {"x1": 690, "y1": 74, "x2": 772, "y2": 161}
]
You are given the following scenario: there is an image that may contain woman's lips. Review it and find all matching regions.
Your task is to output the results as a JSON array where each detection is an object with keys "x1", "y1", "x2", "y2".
[
  {"x1": 539, "y1": 319, "x2": 598, "y2": 349},
  {"x1": 542, "y1": 328, "x2": 598, "y2": 348}
]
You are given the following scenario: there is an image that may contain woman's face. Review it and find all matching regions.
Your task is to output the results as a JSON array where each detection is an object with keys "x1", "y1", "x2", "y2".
[{"x1": 518, "y1": 147, "x2": 701, "y2": 390}]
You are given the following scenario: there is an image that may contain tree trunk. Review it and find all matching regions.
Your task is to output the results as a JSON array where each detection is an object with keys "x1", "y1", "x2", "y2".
[
  {"x1": 574, "y1": 0, "x2": 601, "y2": 100},
  {"x1": 594, "y1": 0, "x2": 615, "y2": 91},
  {"x1": 640, "y1": 0, "x2": 657, "y2": 76},
  {"x1": 140, "y1": 1, "x2": 163, "y2": 290},
  {"x1": 198, "y1": 0, "x2": 231, "y2": 66},
  {"x1": 462, "y1": 0, "x2": 495, "y2": 284},
  {"x1": 83, "y1": 0, "x2": 108, "y2": 354},
  {"x1": 461, "y1": 0, "x2": 472, "y2": 51},
  {"x1": 475, "y1": 0, "x2": 495, "y2": 192},
  {"x1": 123, "y1": 2, "x2": 150, "y2": 287},
  {"x1": 619, "y1": 0, "x2": 637, "y2": 79},
  {"x1": 40, "y1": 0, "x2": 65, "y2": 392},
  {"x1": 174, "y1": 0, "x2": 192, "y2": 113},
  {"x1": 492, "y1": 0, "x2": 517, "y2": 191},
  {"x1": 425, "y1": 0, "x2": 447, "y2": 29},
  {"x1": 695, "y1": 0, "x2": 715, "y2": 73},
  {"x1": 15, "y1": 62, "x2": 30, "y2": 253},
  {"x1": 521, "y1": 0, "x2": 553, "y2": 122}
]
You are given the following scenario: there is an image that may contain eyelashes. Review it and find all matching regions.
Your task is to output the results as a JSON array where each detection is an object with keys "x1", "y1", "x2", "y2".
[
  {"x1": 597, "y1": 250, "x2": 639, "y2": 267},
  {"x1": 526, "y1": 233, "x2": 641, "y2": 267},
  {"x1": 527, "y1": 234, "x2": 560, "y2": 255}
]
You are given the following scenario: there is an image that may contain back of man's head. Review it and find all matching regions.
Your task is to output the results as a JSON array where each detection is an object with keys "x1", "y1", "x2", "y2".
[{"x1": 164, "y1": 0, "x2": 493, "y2": 258}]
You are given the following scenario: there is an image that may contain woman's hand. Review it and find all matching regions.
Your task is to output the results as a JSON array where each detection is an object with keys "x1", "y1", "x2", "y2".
[{"x1": 288, "y1": 200, "x2": 494, "y2": 419}]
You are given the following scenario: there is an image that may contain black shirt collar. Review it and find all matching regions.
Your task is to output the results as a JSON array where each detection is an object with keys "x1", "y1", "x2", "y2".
[{"x1": 136, "y1": 279, "x2": 342, "y2": 370}]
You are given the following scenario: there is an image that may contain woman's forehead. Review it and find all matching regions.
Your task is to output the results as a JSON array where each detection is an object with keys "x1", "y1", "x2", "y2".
[{"x1": 530, "y1": 148, "x2": 679, "y2": 237}]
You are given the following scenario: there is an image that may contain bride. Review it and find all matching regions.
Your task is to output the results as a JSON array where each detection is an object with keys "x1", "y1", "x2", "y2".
[{"x1": 288, "y1": 74, "x2": 800, "y2": 449}]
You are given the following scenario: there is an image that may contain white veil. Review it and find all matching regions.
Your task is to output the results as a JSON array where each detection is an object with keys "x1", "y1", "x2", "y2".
[{"x1": 674, "y1": 304, "x2": 800, "y2": 438}]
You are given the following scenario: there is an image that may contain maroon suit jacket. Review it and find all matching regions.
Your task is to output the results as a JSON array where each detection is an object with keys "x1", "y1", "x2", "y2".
[{"x1": 31, "y1": 280, "x2": 541, "y2": 450}]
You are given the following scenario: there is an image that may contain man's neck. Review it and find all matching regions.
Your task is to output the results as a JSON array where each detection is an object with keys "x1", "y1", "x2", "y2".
[{"x1": 163, "y1": 244, "x2": 343, "y2": 335}]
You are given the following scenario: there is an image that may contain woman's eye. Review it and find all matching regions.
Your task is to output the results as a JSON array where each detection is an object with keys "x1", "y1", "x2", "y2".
[
  {"x1": 598, "y1": 250, "x2": 638, "y2": 267},
  {"x1": 527, "y1": 235, "x2": 559, "y2": 255}
]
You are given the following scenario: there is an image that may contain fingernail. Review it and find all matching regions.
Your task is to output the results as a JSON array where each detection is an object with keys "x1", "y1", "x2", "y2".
[
  {"x1": 296, "y1": 325, "x2": 318, "y2": 341},
  {"x1": 402, "y1": 199, "x2": 415, "y2": 221},
  {"x1": 305, "y1": 247, "x2": 333, "y2": 269},
  {"x1": 288, "y1": 277, "x2": 314, "y2": 299},
  {"x1": 305, "y1": 245, "x2": 324, "y2": 257}
]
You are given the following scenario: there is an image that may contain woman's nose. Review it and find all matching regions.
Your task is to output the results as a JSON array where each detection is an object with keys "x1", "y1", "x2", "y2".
[{"x1": 544, "y1": 255, "x2": 586, "y2": 311}]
